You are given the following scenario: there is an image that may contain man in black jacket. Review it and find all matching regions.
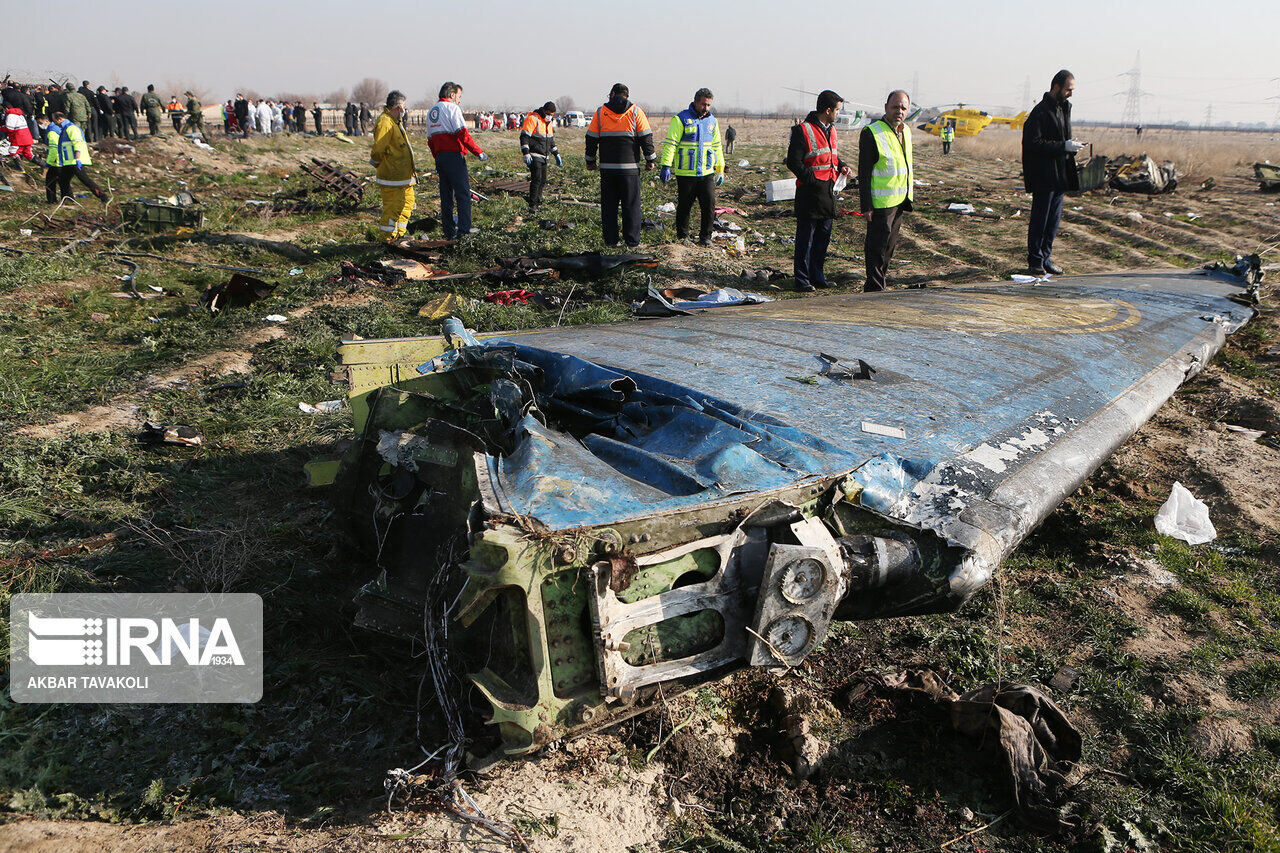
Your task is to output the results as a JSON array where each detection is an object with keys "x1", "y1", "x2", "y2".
[
  {"x1": 95, "y1": 86, "x2": 114, "y2": 138},
  {"x1": 233, "y1": 94, "x2": 250, "y2": 135},
  {"x1": 118, "y1": 87, "x2": 139, "y2": 140},
  {"x1": 785, "y1": 90, "x2": 852, "y2": 292},
  {"x1": 1022, "y1": 70, "x2": 1083, "y2": 276},
  {"x1": 78, "y1": 81, "x2": 99, "y2": 141}
]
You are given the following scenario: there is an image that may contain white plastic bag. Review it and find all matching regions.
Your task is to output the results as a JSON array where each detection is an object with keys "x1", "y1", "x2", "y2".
[{"x1": 1154, "y1": 481, "x2": 1216, "y2": 545}]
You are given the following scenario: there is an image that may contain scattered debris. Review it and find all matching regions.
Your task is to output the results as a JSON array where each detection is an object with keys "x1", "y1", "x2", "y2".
[
  {"x1": 378, "y1": 258, "x2": 443, "y2": 281},
  {"x1": 299, "y1": 400, "x2": 343, "y2": 415},
  {"x1": 1254, "y1": 162, "x2": 1280, "y2": 192},
  {"x1": 765, "y1": 179, "x2": 796, "y2": 202},
  {"x1": 1109, "y1": 154, "x2": 1178, "y2": 194},
  {"x1": 656, "y1": 202, "x2": 676, "y2": 213},
  {"x1": 297, "y1": 158, "x2": 365, "y2": 211},
  {"x1": 138, "y1": 422, "x2": 204, "y2": 447},
  {"x1": 483, "y1": 178, "x2": 531, "y2": 195},
  {"x1": 1047, "y1": 666, "x2": 1081, "y2": 693},
  {"x1": 262, "y1": 314, "x2": 288, "y2": 323},
  {"x1": 484, "y1": 289, "x2": 537, "y2": 306},
  {"x1": 847, "y1": 671, "x2": 1083, "y2": 830},
  {"x1": 121, "y1": 191, "x2": 205, "y2": 232},
  {"x1": 634, "y1": 284, "x2": 772, "y2": 316},
  {"x1": 1223, "y1": 423, "x2": 1265, "y2": 441},
  {"x1": 418, "y1": 293, "x2": 476, "y2": 320},
  {"x1": 1154, "y1": 481, "x2": 1216, "y2": 545},
  {"x1": 200, "y1": 273, "x2": 277, "y2": 313},
  {"x1": 860, "y1": 421, "x2": 906, "y2": 438},
  {"x1": 1011, "y1": 273, "x2": 1051, "y2": 284},
  {"x1": 817, "y1": 352, "x2": 874, "y2": 381}
]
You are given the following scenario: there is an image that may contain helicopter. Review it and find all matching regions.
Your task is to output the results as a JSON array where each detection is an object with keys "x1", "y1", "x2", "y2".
[{"x1": 916, "y1": 104, "x2": 1028, "y2": 137}]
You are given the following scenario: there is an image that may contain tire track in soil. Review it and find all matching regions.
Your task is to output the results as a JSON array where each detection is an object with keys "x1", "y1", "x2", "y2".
[{"x1": 1063, "y1": 210, "x2": 1205, "y2": 265}]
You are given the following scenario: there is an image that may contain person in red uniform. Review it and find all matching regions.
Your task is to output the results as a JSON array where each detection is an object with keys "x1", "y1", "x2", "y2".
[{"x1": 427, "y1": 82, "x2": 487, "y2": 239}]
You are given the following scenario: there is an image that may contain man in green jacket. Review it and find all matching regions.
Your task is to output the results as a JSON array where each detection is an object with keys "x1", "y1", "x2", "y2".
[
  {"x1": 140, "y1": 85, "x2": 164, "y2": 135},
  {"x1": 64, "y1": 84, "x2": 92, "y2": 136},
  {"x1": 181, "y1": 91, "x2": 203, "y2": 135}
]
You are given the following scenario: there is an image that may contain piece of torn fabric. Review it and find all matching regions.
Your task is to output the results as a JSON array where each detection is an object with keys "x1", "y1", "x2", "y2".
[{"x1": 848, "y1": 670, "x2": 1083, "y2": 831}]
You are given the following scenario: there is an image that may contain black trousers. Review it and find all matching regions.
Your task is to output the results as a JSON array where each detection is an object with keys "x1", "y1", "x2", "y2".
[
  {"x1": 46, "y1": 165, "x2": 101, "y2": 202},
  {"x1": 942, "y1": 141, "x2": 951, "y2": 154},
  {"x1": 865, "y1": 204, "x2": 907, "y2": 291},
  {"x1": 528, "y1": 158, "x2": 547, "y2": 206},
  {"x1": 121, "y1": 113, "x2": 138, "y2": 139},
  {"x1": 1027, "y1": 190, "x2": 1064, "y2": 270},
  {"x1": 171, "y1": 114, "x2": 182, "y2": 133},
  {"x1": 600, "y1": 170, "x2": 642, "y2": 247},
  {"x1": 675, "y1": 175, "x2": 716, "y2": 242},
  {"x1": 314, "y1": 114, "x2": 322, "y2": 134},
  {"x1": 84, "y1": 114, "x2": 98, "y2": 142},
  {"x1": 794, "y1": 215, "x2": 834, "y2": 287},
  {"x1": 100, "y1": 114, "x2": 114, "y2": 137}
]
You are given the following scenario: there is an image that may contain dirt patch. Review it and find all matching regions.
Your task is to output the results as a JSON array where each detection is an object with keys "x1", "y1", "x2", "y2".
[{"x1": 0, "y1": 745, "x2": 668, "y2": 853}]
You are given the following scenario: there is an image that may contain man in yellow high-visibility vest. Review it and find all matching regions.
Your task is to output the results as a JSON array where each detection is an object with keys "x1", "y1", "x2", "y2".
[{"x1": 858, "y1": 90, "x2": 913, "y2": 292}]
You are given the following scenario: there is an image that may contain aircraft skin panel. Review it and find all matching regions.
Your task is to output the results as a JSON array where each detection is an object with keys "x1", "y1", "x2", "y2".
[
  {"x1": 469, "y1": 269, "x2": 1252, "y2": 605},
  {"x1": 491, "y1": 273, "x2": 1248, "y2": 489}
]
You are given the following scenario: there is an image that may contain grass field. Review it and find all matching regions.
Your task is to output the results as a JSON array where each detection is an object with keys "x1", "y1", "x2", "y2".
[{"x1": 0, "y1": 118, "x2": 1278, "y2": 852}]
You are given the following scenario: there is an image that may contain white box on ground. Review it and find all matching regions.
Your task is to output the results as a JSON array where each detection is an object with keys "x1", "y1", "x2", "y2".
[{"x1": 765, "y1": 179, "x2": 796, "y2": 202}]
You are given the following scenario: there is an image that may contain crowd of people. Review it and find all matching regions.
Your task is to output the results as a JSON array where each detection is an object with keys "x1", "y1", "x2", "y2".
[{"x1": 4, "y1": 70, "x2": 1083, "y2": 289}]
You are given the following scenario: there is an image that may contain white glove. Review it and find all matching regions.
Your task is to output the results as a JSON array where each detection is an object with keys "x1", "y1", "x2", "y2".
[
  {"x1": 523, "y1": 154, "x2": 532, "y2": 166},
  {"x1": 478, "y1": 152, "x2": 489, "y2": 161},
  {"x1": 1064, "y1": 140, "x2": 1084, "y2": 153}
]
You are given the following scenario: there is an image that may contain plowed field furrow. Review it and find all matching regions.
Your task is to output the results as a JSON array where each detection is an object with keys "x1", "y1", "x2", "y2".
[
  {"x1": 906, "y1": 216, "x2": 1009, "y2": 270},
  {"x1": 1079, "y1": 207, "x2": 1244, "y2": 258},
  {"x1": 1055, "y1": 223, "x2": 1176, "y2": 269},
  {"x1": 1062, "y1": 211, "x2": 1205, "y2": 264}
]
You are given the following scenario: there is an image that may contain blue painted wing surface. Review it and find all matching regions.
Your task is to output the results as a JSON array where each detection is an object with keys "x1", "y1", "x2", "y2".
[{"x1": 468, "y1": 270, "x2": 1253, "y2": 599}]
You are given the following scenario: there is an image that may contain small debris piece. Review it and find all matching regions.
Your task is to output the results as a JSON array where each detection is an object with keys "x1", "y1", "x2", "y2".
[
  {"x1": 418, "y1": 293, "x2": 475, "y2": 320},
  {"x1": 138, "y1": 422, "x2": 204, "y2": 447},
  {"x1": 1154, "y1": 481, "x2": 1216, "y2": 545},
  {"x1": 299, "y1": 400, "x2": 343, "y2": 414},
  {"x1": 378, "y1": 258, "x2": 439, "y2": 281},
  {"x1": 89, "y1": 312, "x2": 109, "y2": 323},
  {"x1": 484, "y1": 289, "x2": 536, "y2": 305},
  {"x1": 1223, "y1": 424, "x2": 1265, "y2": 441},
  {"x1": 1047, "y1": 666, "x2": 1080, "y2": 693},
  {"x1": 200, "y1": 273, "x2": 277, "y2": 313},
  {"x1": 861, "y1": 421, "x2": 906, "y2": 439},
  {"x1": 262, "y1": 314, "x2": 288, "y2": 323}
]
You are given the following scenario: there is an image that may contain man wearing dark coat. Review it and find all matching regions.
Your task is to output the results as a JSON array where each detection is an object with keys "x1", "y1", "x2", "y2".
[{"x1": 1021, "y1": 70, "x2": 1083, "y2": 276}]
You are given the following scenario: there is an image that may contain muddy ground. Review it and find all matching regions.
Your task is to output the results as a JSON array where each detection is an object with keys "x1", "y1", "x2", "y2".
[{"x1": 1, "y1": 119, "x2": 1278, "y2": 852}]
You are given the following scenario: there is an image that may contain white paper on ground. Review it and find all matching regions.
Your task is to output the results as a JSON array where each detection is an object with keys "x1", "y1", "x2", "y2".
[{"x1": 1154, "y1": 481, "x2": 1217, "y2": 545}]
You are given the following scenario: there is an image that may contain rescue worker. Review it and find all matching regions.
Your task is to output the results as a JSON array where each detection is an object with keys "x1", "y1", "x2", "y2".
[
  {"x1": 4, "y1": 107, "x2": 35, "y2": 161},
  {"x1": 585, "y1": 83, "x2": 656, "y2": 248},
  {"x1": 181, "y1": 91, "x2": 204, "y2": 135},
  {"x1": 64, "y1": 84, "x2": 92, "y2": 143},
  {"x1": 140, "y1": 85, "x2": 164, "y2": 135},
  {"x1": 659, "y1": 88, "x2": 725, "y2": 246},
  {"x1": 359, "y1": 102, "x2": 372, "y2": 134},
  {"x1": 167, "y1": 95, "x2": 184, "y2": 133},
  {"x1": 785, "y1": 90, "x2": 852, "y2": 292},
  {"x1": 1022, "y1": 70, "x2": 1082, "y2": 277},
  {"x1": 519, "y1": 101, "x2": 562, "y2": 210},
  {"x1": 427, "y1": 81, "x2": 488, "y2": 239},
  {"x1": 941, "y1": 119, "x2": 955, "y2": 154},
  {"x1": 43, "y1": 112, "x2": 104, "y2": 203},
  {"x1": 370, "y1": 90, "x2": 417, "y2": 241},
  {"x1": 312, "y1": 102, "x2": 323, "y2": 135},
  {"x1": 859, "y1": 90, "x2": 914, "y2": 292}
]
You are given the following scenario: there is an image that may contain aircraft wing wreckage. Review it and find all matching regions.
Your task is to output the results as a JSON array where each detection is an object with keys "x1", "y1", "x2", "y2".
[{"x1": 308, "y1": 268, "x2": 1258, "y2": 755}]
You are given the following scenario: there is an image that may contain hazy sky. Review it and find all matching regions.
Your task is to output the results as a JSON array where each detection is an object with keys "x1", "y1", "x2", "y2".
[{"x1": 7, "y1": 0, "x2": 1278, "y2": 126}]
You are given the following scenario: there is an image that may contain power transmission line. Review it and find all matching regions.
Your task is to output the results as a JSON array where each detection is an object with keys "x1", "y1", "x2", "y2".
[{"x1": 1117, "y1": 51, "x2": 1145, "y2": 128}]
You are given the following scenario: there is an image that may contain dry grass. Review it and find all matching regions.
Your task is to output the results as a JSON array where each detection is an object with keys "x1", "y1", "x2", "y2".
[{"x1": 956, "y1": 126, "x2": 1279, "y2": 181}]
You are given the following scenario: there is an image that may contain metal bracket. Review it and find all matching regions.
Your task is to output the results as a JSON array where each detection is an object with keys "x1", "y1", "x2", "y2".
[
  {"x1": 748, "y1": 517, "x2": 845, "y2": 668},
  {"x1": 587, "y1": 531, "x2": 751, "y2": 700}
]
